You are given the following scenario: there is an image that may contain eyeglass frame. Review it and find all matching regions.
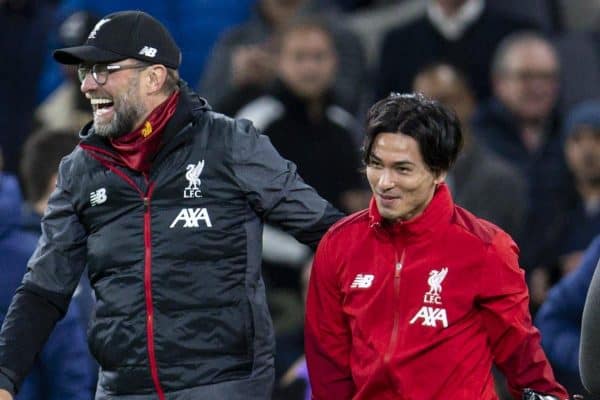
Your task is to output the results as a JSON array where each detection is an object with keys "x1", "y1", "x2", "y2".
[{"x1": 77, "y1": 62, "x2": 149, "y2": 85}]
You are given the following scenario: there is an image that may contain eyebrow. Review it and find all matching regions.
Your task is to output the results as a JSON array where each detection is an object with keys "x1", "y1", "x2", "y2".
[{"x1": 369, "y1": 154, "x2": 415, "y2": 167}]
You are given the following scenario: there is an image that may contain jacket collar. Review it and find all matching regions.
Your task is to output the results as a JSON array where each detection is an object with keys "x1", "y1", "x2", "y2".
[{"x1": 368, "y1": 183, "x2": 454, "y2": 238}]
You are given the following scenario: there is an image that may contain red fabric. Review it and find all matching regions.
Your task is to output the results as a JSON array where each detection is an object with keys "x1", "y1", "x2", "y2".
[
  {"x1": 110, "y1": 91, "x2": 180, "y2": 172},
  {"x1": 305, "y1": 184, "x2": 568, "y2": 400}
]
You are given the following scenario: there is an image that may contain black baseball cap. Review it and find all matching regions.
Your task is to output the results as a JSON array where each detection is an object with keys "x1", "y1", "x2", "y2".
[{"x1": 53, "y1": 10, "x2": 181, "y2": 69}]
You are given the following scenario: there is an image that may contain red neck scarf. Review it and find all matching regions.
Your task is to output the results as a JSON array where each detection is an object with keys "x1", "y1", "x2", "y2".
[{"x1": 110, "y1": 90, "x2": 180, "y2": 173}]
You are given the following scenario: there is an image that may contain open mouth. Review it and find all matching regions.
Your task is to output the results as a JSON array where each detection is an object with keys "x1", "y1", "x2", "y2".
[{"x1": 91, "y1": 98, "x2": 114, "y2": 117}]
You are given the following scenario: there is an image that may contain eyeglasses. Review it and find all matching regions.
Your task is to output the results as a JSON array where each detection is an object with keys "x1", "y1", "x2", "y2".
[{"x1": 77, "y1": 63, "x2": 148, "y2": 85}]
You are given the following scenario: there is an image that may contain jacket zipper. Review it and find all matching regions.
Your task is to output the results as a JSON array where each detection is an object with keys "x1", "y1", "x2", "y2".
[
  {"x1": 82, "y1": 147, "x2": 166, "y2": 397},
  {"x1": 384, "y1": 249, "x2": 406, "y2": 364},
  {"x1": 143, "y1": 185, "x2": 165, "y2": 400}
]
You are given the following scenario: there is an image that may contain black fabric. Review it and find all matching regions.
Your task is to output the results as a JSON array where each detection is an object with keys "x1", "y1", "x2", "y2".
[
  {"x1": 472, "y1": 99, "x2": 572, "y2": 271},
  {"x1": 375, "y1": 6, "x2": 537, "y2": 100},
  {"x1": 256, "y1": 81, "x2": 364, "y2": 212},
  {"x1": 580, "y1": 258, "x2": 600, "y2": 394},
  {"x1": 53, "y1": 10, "x2": 181, "y2": 68},
  {"x1": 0, "y1": 283, "x2": 70, "y2": 393}
]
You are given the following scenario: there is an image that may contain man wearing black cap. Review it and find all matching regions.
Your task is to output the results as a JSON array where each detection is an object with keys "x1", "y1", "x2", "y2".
[{"x1": 0, "y1": 10, "x2": 343, "y2": 400}]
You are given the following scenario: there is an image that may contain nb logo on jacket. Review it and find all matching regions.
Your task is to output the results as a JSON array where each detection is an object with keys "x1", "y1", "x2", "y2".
[
  {"x1": 90, "y1": 188, "x2": 107, "y2": 206},
  {"x1": 350, "y1": 274, "x2": 374, "y2": 289}
]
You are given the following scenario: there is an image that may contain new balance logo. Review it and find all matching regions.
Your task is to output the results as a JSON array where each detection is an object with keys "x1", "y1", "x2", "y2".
[
  {"x1": 350, "y1": 274, "x2": 374, "y2": 289},
  {"x1": 90, "y1": 188, "x2": 107, "y2": 206},
  {"x1": 88, "y1": 18, "x2": 110, "y2": 39},
  {"x1": 169, "y1": 208, "x2": 212, "y2": 228},
  {"x1": 139, "y1": 46, "x2": 157, "y2": 57},
  {"x1": 409, "y1": 306, "x2": 448, "y2": 328}
]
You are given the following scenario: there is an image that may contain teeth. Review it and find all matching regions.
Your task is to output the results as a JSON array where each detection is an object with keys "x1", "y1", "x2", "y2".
[{"x1": 91, "y1": 98, "x2": 113, "y2": 105}]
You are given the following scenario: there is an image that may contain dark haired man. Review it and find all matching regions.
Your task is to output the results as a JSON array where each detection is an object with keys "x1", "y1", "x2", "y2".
[
  {"x1": 304, "y1": 93, "x2": 568, "y2": 399},
  {"x1": 0, "y1": 10, "x2": 342, "y2": 400}
]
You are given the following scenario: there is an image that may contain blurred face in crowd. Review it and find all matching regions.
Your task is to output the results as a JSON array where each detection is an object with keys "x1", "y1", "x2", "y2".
[
  {"x1": 80, "y1": 58, "x2": 149, "y2": 138},
  {"x1": 277, "y1": 26, "x2": 337, "y2": 101},
  {"x1": 366, "y1": 133, "x2": 446, "y2": 222},
  {"x1": 413, "y1": 65, "x2": 476, "y2": 133},
  {"x1": 494, "y1": 40, "x2": 560, "y2": 123},
  {"x1": 565, "y1": 127, "x2": 600, "y2": 185}
]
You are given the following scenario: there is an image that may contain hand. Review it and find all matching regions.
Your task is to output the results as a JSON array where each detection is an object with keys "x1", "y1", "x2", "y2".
[
  {"x1": 231, "y1": 45, "x2": 275, "y2": 87},
  {"x1": 0, "y1": 389, "x2": 13, "y2": 400}
]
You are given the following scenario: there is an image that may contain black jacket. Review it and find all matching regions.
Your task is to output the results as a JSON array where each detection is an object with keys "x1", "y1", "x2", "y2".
[{"x1": 0, "y1": 84, "x2": 342, "y2": 399}]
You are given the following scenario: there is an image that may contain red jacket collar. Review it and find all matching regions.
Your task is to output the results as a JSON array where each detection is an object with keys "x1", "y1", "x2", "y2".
[{"x1": 368, "y1": 183, "x2": 454, "y2": 237}]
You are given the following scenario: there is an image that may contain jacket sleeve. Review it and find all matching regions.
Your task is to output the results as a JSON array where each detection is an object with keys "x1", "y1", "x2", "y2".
[
  {"x1": 304, "y1": 233, "x2": 355, "y2": 399},
  {"x1": 478, "y1": 232, "x2": 568, "y2": 399},
  {"x1": 535, "y1": 236, "x2": 600, "y2": 376},
  {"x1": 0, "y1": 161, "x2": 88, "y2": 395},
  {"x1": 579, "y1": 238, "x2": 600, "y2": 394},
  {"x1": 231, "y1": 119, "x2": 344, "y2": 249}
]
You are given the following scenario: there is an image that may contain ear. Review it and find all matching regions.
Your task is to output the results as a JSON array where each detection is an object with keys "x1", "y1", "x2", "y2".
[
  {"x1": 144, "y1": 64, "x2": 168, "y2": 94},
  {"x1": 434, "y1": 170, "x2": 447, "y2": 185}
]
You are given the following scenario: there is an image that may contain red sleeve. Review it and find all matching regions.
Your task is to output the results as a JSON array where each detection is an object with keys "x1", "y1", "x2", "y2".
[
  {"x1": 479, "y1": 232, "x2": 568, "y2": 399},
  {"x1": 304, "y1": 232, "x2": 355, "y2": 399}
]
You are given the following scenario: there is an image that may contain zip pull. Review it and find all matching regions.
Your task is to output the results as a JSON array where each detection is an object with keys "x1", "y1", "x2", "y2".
[
  {"x1": 395, "y1": 249, "x2": 406, "y2": 277},
  {"x1": 143, "y1": 197, "x2": 150, "y2": 210},
  {"x1": 395, "y1": 262, "x2": 403, "y2": 277}
]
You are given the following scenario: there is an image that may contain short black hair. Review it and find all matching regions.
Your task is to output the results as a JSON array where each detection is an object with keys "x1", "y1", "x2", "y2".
[
  {"x1": 363, "y1": 93, "x2": 463, "y2": 174},
  {"x1": 20, "y1": 130, "x2": 79, "y2": 203}
]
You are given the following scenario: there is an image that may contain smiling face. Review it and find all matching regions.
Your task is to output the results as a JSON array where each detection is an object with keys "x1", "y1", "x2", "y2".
[
  {"x1": 366, "y1": 132, "x2": 446, "y2": 222},
  {"x1": 80, "y1": 59, "x2": 149, "y2": 138}
]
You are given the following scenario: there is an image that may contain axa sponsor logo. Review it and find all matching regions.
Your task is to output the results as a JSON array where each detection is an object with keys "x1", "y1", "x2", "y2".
[
  {"x1": 184, "y1": 160, "x2": 205, "y2": 198},
  {"x1": 409, "y1": 267, "x2": 449, "y2": 328},
  {"x1": 350, "y1": 274, "x2": 374, "y2": 289},
  {"x1": 409, "y1": 306, "x2": 448, "y2": 328},
  {"x1": 169, "y1": 208, "x2": 212, "y2": 228},
  {"x1": 90, "y1": 188, "x2": 107, "y2": 206}
]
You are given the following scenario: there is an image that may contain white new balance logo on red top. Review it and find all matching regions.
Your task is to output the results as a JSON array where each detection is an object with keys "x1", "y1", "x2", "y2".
[{"x1": 350, "y1": 274, "x2": 374, "y2": 289}]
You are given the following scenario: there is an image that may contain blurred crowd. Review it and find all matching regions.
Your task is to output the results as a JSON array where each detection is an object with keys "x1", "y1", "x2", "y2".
[{"x1": 0, "y1": 0, "x2": 598, "y2": 399}]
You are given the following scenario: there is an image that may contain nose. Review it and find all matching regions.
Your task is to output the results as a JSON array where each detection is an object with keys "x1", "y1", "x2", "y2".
[
  {"x1": 378, "y1": 169, "x2": 396, "y2": 190},
  {"x1": 80, "y1": 71, "x2": 99, "y2": 93}
]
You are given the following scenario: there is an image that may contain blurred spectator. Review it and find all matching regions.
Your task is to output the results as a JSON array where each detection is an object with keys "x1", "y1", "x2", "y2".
[
  {"x1": 38, "y1": 0, "x2": 255, "y2": 102},
  {"x1": 549, "y1": 100, "x2": 600, "y2": 275},
  {"x1": 0, "y1": 165, "x2": 94, "y2": 400},
  {"x1": 32, "y1": 11, "x2": 97, "y2": 135},
  {"x1": 17, "y1": 129, "x2": 98, "y2": 395},
  {"x1": 535, "y1": 235, "x2": 600, "y2": 397},
  {"x1": 413, "y1": 63, "x2": 527, "y2": 237},
  {"x1": 472, "y1": 32, "x2": 572, "y2": 299},
  {"x1": 375, "y1": 0, "x2": 536, "y2": 102},
  {"x1": 19, "y1": 130, "x2": 79, "y2": 236},
  {"x1": 200, "y1": 0, "x2": 367, "y2": 115},
  {"x1": 234, "y1": 20, "x2": 367, "y2": 381},
  {"x1": 236, "y1": 19, "x2": 368, "y2": 214},
  {"x1": 0, "y1": 0, "x2": 59, "y2": 173}
]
